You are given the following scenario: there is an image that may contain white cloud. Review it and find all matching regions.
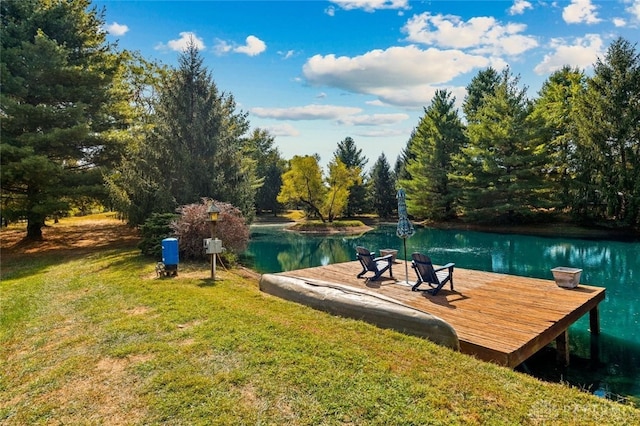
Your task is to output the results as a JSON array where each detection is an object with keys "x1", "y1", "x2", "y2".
[
  {"x1": 337, "y1": 113, "x2": 410, "y2": 126},
  {"x1": 562, "y1": 0, "x2": 602, "y2": 24},
  {"x1": 325, "y1": 5, "x2": 336, "y2": 16},
  {"x1": 402, "y1": 13, "x2": 538, "y2": 56},
  {"x1": 355, "y1": 127, "x2": 407, "y2": 137},
  {"x1": 251, "y1": 104, "x2": 362, "y2": 120},
  {"x1": 627, "y1": 0, "x2": 640, "y2": 21},
  {"x1": 262, "y1": 123, "x2": 300, "y2": 137},
  {"x1": 304, "y1": 45, "x2": 490, "y2": 89},
  {"x1": 613, "y1": 17, "x2": 627, "y2": 27},
  {"x1": 370, "y1": 84, "x2": 469, "y2": 109},
  {"x1": 214, "y1": 35, "x2": 266, "y2": 56},
  {"x1": 104, "y1": 22, "x2": 129, "y2": 36},
  {"x1": 509, "y1": 0, "x2": 533, "y2": 16},
  {"x1": 330, "y1": 0, "x2": 410, "y2": 12},
  {"x1": 234, "y1": 35, "x2": 266, "y2": 56},
  {"x1": 302, "y1": 45, "x2": 502, "y2": 107},
  {"x1": 366, "y1": 99, "x2": 386, "y2": 107},
  {"x1": 213, "y1": 39, "x2": 232, "y2": 55},
  {"x1": 279, "y1": 50, "x2": 296, "y2": 59},
  {"x1": 155, "y1": 32, "x2": 205, "y2": 52},
  {"x1": 534, "y1": 34, "x2": 604, "y2": 75}
]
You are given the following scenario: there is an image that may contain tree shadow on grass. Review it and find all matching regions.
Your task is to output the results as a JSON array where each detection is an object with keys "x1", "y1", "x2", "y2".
[{"x1": 1, "y1": 218, "x2": 140, "y2": 281}]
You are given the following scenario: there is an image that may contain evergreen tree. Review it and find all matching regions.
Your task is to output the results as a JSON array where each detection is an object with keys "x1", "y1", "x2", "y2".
[
  {"x1": 531, "y1": 66, "x2": 586, "y2": 210},
  {"x1": 246, "y1": 129, "x2": 286, "y2": 215},
  {"x1": 394, "y1": 133, "x2": 415, "y2": 184},
  {"x1": 369, "y1": 153, "x2": 396, "y2": 218},
  {"x1": 401, "y1": 90, "x2": 465, "y2": 220},
  {"x1": 333, "y1": 137, "x2": 368, "y2": 216},
  {"x1": 154, "y1": 42, "x2": 254, "y2": 214},
  {"x1": 1, "y1": 0, "x2": 130, "y2": 239},
  {"x1": 105, "y1": 53, "x2": 169, "y2": 226},
  {"x1": 463, "y1": 67, "x2": 501, "y2": 124},
  {"x1": 452, "y1": 68, "x2": 549, "y2": 223},
  {"x1": 572, "y1": 38, "x2": 640, "y2": 226},
  {"x1": 109, "y1": 42, "x2": 257, "y2": 225}
]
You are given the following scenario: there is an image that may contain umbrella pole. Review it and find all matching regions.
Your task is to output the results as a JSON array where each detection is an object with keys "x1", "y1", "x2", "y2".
[{"x1": 403, "y1": 239, "x2": 409, "y2": 283}]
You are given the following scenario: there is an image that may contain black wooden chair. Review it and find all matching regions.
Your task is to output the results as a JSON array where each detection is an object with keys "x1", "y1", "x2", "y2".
[
  {"x1": 411, "y1": 252, "x2": 455, "y2": 295},
  {"x1": 356, "y1": 246, "x2": 393, "y2": 281}
]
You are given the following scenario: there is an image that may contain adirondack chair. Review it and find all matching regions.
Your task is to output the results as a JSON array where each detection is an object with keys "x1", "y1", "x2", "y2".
[
  {"x1": 411, "y1": 252, "x2": 455, "y2": 295},
  {"x1": 356, "y1": 246, "x2": 393, "y2": 281}
]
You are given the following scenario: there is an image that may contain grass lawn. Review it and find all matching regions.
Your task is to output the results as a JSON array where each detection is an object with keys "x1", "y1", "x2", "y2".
[{"x1": 1, "y1": 215, "x2": 639, "y2": 425}]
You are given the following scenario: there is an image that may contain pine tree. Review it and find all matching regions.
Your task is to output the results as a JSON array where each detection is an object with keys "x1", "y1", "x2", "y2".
[
  {"x1": 401, "y1": 90, "x2": 465, "y2": 220},
  {"x1": 154, "y1": 42, "x2": 254, "y2": 212},
  {"x1": 105, "y1": 53, "x2": 169, "y2": 226},
  {"x1": 369, "y1": 153, "x2": 396, "y2": 218},
  {"x1": 531, "y1": 66, "x2": 586, "y2": 210},
  {"x1": 1, "y1": 0, "x2": 130, "y2": 239},
  {"x1": 463, "y1": 67, "x2": 501, "y2": 125},
  {"x1": 109, "y1": 42, "x2": 257, "y2": 224},
  {"x1": 394, "y1": 141, "x2": 414, "y2": 183},
  {"x1": 452, "y1": 68, "x2": 549, "y2": 223},
  {"x1": 246, "y1": 129, "x2": 286, "y2": 215},
  {"x1": 572, "y1": 38, "x2": 640, "y2": 226},
  {"x1": 333, "y1": 137, "x2": 368, "y2": 216}
]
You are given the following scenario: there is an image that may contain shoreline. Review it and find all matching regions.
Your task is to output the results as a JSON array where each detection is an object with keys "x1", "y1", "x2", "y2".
[{"x1": 253, "y1": 215, "x2": 640, "y2": 241}]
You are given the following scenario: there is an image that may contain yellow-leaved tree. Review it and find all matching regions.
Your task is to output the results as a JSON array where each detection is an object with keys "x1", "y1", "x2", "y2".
[
  {"x1": 277, "y1": 155, "x2": 327, "y2": 220},
  {"x1": 277, "y1": 155, "x2": 359, "y2": 222},
  {"x1": 323, "y1": 158, "x2": 361, "y2": 222}
]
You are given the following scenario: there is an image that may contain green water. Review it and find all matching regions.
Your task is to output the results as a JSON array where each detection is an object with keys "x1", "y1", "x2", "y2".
[{"x1": 243, "y1": 224, "x2": 640, "y2": 402}]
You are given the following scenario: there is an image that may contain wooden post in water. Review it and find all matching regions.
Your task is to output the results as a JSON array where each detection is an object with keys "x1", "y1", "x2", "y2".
[
  {"x1": 556, "y1": 330, "x2": 570, "y2": 366},
  {"x1": 589, "y1": 305, "x2": 600, "y2": 334}
]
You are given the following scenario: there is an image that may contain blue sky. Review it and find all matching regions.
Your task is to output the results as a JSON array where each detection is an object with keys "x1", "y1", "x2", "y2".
[{"x1": 96, "y1": 0, "x2": 640, "y2": 170}]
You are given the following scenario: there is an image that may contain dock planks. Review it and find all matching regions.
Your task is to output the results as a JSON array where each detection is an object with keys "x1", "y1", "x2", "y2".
[{"x1": 275, "y1": 261, "x2": 605, "y2": 368}]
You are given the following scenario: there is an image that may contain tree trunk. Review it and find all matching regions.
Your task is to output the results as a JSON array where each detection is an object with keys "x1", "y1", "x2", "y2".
[
  {"x1": 26, "y1": 217, "x2": 44, "y2": 240},
  {"x1": 300, "y1": 199, "x2": 325, "y2": 223}
]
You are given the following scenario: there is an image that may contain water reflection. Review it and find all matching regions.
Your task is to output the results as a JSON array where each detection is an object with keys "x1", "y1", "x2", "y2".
[{"x1": 243, "y1": 223, "x2": 640, "y2": 402}]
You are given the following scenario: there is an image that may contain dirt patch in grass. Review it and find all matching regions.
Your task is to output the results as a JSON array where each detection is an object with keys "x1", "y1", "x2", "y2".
[
  {"x1": 1, "y1": 214, "x2": 140, "y2": 261},
  {"x1": 46, "y1": 354, "x2": 152, "y2": 425}
]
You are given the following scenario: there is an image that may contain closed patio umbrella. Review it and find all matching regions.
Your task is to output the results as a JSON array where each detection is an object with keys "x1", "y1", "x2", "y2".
[{"x1": 396, "y1": 188, "x2": 415, "y2": 285}]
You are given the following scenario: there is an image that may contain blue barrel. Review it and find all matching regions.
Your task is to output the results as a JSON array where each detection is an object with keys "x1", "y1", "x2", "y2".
[{"x1": 161, "y1": 237, "x2": 179, "y2": 267}]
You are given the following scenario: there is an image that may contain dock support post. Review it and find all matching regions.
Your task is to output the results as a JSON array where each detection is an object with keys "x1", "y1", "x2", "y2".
[
  {"x1": 556, "y1": 330, "x2": 570, "y2": 366},
  {"x1": 590, "y1": 333, "x2": 600, "y2": 363},
  {"x1": 589, "y1": 305, "x2": 600, "y2": 335},
  {"x1": 589, "y1": 305, "x2": 601, "y2": 363}
]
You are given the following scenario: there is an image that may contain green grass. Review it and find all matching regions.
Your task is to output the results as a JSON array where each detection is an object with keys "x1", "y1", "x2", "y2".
[{"x1": 1, "y1": 228, "x2": 639, "y2": 424}]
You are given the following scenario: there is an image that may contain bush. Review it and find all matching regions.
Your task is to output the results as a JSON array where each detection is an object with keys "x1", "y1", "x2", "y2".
[
  {"x1": 172, "y1": 199, "x2": 250, "y2": 262},
  {"x1": 138, "y1": 213, "x2": 179, "y2": 258}
]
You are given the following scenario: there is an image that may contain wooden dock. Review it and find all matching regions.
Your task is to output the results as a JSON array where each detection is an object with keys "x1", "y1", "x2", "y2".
[{"x1": 275, "y1": 261, "x2": 605, "y2": 368}]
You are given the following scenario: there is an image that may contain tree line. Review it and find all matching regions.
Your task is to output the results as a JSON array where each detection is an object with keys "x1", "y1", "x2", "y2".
[
  {"x1": 2, "y1": 0, "x2": 638, "y2": 242},
  {"x1": 400, "y1": 39, "x2": 639, "y2": 228}
]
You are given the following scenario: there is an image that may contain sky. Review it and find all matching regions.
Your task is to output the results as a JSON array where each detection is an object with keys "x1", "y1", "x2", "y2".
[{"x1": 95, "y1": 0, "x2": 640, "y2": 170}]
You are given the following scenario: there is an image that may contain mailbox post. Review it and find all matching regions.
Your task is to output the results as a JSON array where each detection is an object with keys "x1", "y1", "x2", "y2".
[{"x1": 205, "y1": 203, "x2": 222, "y2": 279}]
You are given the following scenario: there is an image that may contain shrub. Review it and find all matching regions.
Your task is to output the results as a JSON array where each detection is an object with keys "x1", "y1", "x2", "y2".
[
  {"x1": 138, "y1": 213, "x2": 179, "y2": 258},
  {"x1": 172, "y1": 198, "x2": 250, "y2": 262}
]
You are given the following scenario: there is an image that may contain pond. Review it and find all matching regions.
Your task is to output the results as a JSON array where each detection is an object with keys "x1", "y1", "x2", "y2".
[{"x1": 242, "y1": 224, "x2": 640, "y2": 403}]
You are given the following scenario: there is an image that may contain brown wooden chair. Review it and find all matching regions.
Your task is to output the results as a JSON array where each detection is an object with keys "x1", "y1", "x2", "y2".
[
  {"x1": 356, "y1": 246, "x2": 393, "y2": 281},
  {"x1": 411, "y1": 252, "x2": 455, "y2": 295}
]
